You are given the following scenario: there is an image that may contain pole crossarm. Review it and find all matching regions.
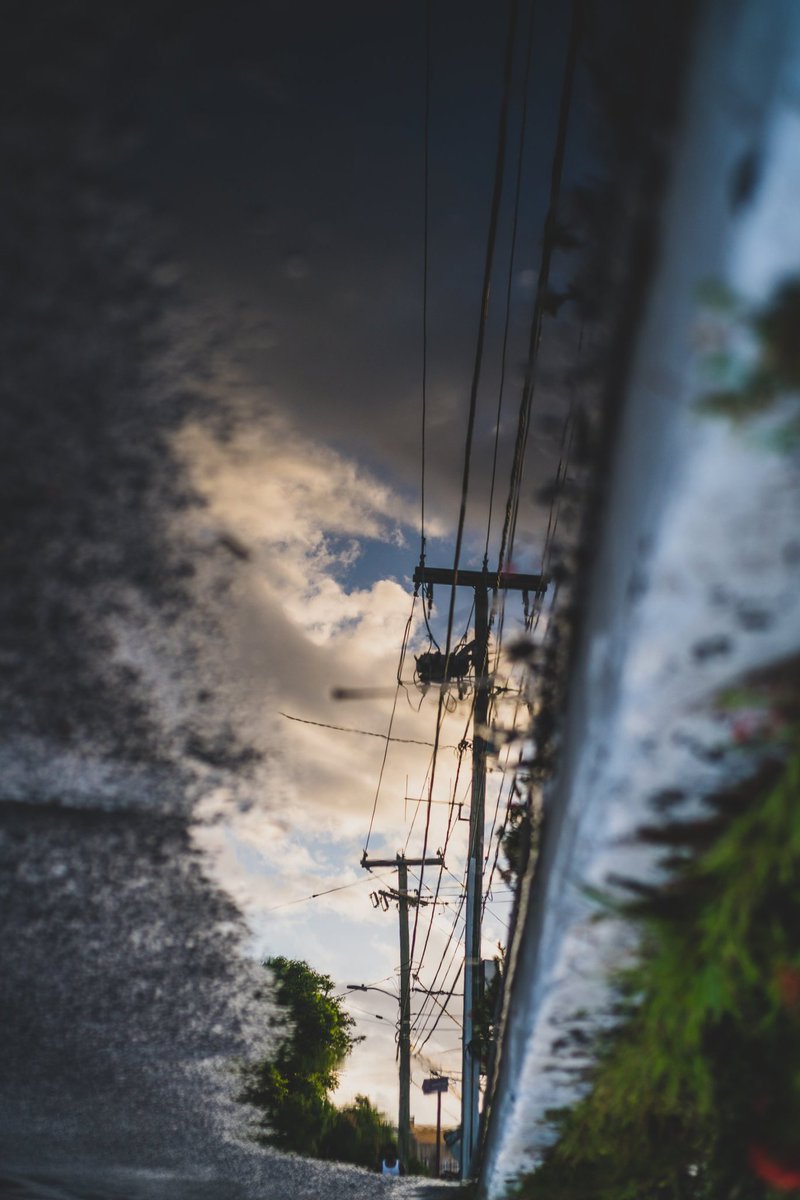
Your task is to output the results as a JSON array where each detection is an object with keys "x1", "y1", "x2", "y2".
[
  {"x1": 362, "y1": 853, "x2": 445, "y2": 869},
  {"x1": 412, "y1": 565, "x2": 548, "y2": 592},
  {"x1": 378, "y1": 887, "x2": 435, "y2": 908}
]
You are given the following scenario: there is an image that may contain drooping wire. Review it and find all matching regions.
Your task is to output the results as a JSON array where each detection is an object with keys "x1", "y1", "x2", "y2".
[
  {"x1": 481, "y1": 0, "x2": 581, "y2": 735},
  {"x1": 410, "y1": 864, "x2": 469, "y2": 1045},
  {"x1": 413, "y1": 1, "x2": 583, "y2": 1058},
  {"x1": 410, "y1": 984, "x2": 463, "y2": 1041},
  {"x1": 263, "y1": 870, "x2": 395, "y2": 913},
  {"x1": 403, "y1": 745, "x2": 438, "y2": 850},
  {"x1": 280, "y1": 711, "x2": 447, "y2": 748},
  {"x1": 409, "y1": 0, "x2": 521, "y2": 978},
  {"x1": 414, "y1": 959, "x2": 465, "y2": 1055},
  {"x1": 496, "y1": 0, "x2": 582, "y2": 585},
  {"x1": 410, "y1": 705, "x2": 473, "y2": 976},
  {"x1": 410, "y1": 920, "x2": 466, "y2": 1045},
  {"x1": 362, "y1": 593, "x2": 418, "y2": 857},
  {"x1": 420, "y1": 0, "x2": 432, "y2": 567},
  {"x1": 483, "y1": 0, "x2": 537, "y2": 566},
  {"x1": 410, "y1": 885, "x2": 465, "y2": 1015}
]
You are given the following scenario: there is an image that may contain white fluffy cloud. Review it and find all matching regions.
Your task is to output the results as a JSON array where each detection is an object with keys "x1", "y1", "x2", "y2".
[
  {"x1": 174, "y1": 409, "x2": 514, "y2": 1119},
  {"x1": 174, "y1": 411, "x2": 448, "y2": 850}
]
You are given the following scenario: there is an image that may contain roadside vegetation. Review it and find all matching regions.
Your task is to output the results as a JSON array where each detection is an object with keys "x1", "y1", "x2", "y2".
[
  {"x1": 237, "y1": 956, "x2": 397, "y2": 1170},
  {"x1": 515, "y1": 686, "x2": 800, "y2": 1198}
]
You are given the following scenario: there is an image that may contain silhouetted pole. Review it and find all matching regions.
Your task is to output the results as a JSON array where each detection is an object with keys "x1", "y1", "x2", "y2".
[
  {"x1": 412, "y1": 564, "x2": 546, "y2": 1178},
  {"x1": 397, "y1": 855, "x2": 411, "y2": 1166},
  {"x1": 361, "y1": 850, "x2": 444, "y2": 1169},
  {"x1": 461, "y1": 579, "x2": 488, "y2": 1177}
]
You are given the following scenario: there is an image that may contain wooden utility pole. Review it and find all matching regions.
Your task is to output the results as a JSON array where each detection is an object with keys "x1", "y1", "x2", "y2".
[
  {"x1": 412, "y1": 564, "x2": 546, "y2": 1179},
  {"x1": 361, "y1": 850, "x2": 444, "y2": 1169}
]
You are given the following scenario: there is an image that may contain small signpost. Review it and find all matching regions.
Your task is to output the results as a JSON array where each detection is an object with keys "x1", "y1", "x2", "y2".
[{"x1": 422, "y1": 1077, "x2": 449, "y2": 1177}]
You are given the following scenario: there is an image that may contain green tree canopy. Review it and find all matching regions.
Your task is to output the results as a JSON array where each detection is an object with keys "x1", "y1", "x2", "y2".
[
  {"x1": 320, "y1": 1094, "x2": 396, "y2": 1169},
  {"x1": 239, "y1": 956, "x2": 359, "y2": 1156}
]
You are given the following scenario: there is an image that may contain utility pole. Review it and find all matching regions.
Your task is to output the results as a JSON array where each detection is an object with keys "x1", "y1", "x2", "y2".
[
  {"x1": 412, "y1": 564, "x2": 546, "y2": 1179},
  {"x1": 361, "y1": 850, "x2": 444, "y2": 1169}
]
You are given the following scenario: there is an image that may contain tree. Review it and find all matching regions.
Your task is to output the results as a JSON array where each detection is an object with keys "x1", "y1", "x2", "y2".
[
  {"x1": 238, "y1": 957, "x2": 359, "y2": 1156},
  {"x1": 320, "y1": 1094, "x2": 396, "y2": 1169}
]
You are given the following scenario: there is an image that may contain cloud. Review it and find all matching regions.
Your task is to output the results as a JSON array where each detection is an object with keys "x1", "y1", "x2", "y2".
[
  {"x1": 176, "y1": 414, "x2": 418, "y2": 567},
  {"x1": 175, "y1": 408, "x2": 460, "y2": 864},
  {"x1": 173, "y1": 404, "x2": 518, "y2": 1111}
]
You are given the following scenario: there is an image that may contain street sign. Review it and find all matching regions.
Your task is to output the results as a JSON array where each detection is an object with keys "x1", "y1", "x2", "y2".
[{"x1": 422, "y1": 1076, "x2": 449, "y2": 1094}]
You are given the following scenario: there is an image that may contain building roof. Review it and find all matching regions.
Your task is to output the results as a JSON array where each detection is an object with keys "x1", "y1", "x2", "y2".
[{"x1": 411, "y1": 1125, "x2": 456, "y2": 1146}]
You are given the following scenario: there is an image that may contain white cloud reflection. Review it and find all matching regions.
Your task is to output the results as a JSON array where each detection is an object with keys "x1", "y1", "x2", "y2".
[{"x1": 176, "y1": 408, "x2": 487, "y2": 1119}]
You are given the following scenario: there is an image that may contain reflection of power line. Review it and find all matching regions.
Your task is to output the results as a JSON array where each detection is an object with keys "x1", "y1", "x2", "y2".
[
  {"x1": 414, "y1": 960, "x2": 464, "y2": 1057},
  {"x1": 346, "y1": 1004, "x2": 396, "y2": 1026},
  {"x1": 408, "y1": 709, "x2": 473, "y2": 982},
  {"x1": 496, "y1": 0, "x2": 582, "y2": 585},
  {"x1": 358, "y1": 851, "x2": 444, "y2": 1172},
  {"x1": 263, "y1": 869, "x2": 394, "y2": 913},
  {"x1": 280, "y1": 711, "x2": 448, "y2": 748},
  {"x1": 410, "y1": 1009, "x2": 460, "y2": 1023},
  {"x1": 361, "y1": 592, "x2": 419, "y2": 857},
  {"x1": 410, "y1": 0, "x2": 526, "y2": 1053},
  {"x1": 413, "y1": 564, "x2": 545, "y2": 1176},
  {"x1": 483, "y1": 0, "x2": 537, "y2": 564},
  {"x1": 419, "y1": 0, "x2": 431, "y2": 568},
  {"x1": 410, "y1": 883, "x2": 467, "y2": 1047}
]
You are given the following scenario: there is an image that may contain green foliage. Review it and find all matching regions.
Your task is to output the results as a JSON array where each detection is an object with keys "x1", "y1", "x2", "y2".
[
  {"x1": 694, "y1": 277, "x2": 800, "y2": 448},
  {"x1": 238, "y1": 957, "x2": 358, "y2": 1156},
  {"x1": 238, "y1": 959, "x2": 403, "y2": 1171},
  {"x1": 474, "y1": 952, "x2": 504, "y2": 1069},
  {"x1": 515, "y1": 729, "x2": 800, "y2": 1199},
  {"x1": 320, "y1": 1094, "x2": 395, "y2": 1169}
]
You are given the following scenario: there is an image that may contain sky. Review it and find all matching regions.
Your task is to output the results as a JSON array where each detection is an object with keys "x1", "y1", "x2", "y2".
[
  {"x1": 144, "y1": 1, "x2": 581, "y2": 1126},
  {"x1": 1, "y1": 0, "x2": 587, "y2": 1134}
]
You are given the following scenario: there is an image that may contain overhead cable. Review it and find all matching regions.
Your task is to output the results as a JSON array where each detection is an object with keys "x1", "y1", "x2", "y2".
[
  {"x1": 420, "y1": 0, "x2": 432, "y2": 563},
  {"x1": 483, "y1": 0, "x2": 537, "y2": 564},
  {"x1": 279, "y1": 711, "x2": 450, "y2": 748},
  {"x1": 410, "y1": 0, "x2": 521, "y2": 980},
  {"x1": 263, "y1": 870, "x2": 394, "y2": 913},
  {"x1": 496, "y1": 0, "x2": 582, "y2": 583}
]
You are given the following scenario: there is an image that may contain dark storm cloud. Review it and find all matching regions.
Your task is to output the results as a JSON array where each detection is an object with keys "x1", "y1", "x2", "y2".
[{"x1": 111, "y1": 0, "x2": 581, "y2": 543}]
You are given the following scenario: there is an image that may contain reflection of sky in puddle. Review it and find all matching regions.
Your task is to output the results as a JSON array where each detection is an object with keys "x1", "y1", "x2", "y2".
[
  {"x1": 14, "y1": 0, "x2": 799, "y2": 1189},
  {"x1": 482, "y1": 5, "x2": 800, "y2": 1188}
]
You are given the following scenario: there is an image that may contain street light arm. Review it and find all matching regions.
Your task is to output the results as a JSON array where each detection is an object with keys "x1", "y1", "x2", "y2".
[{"x1": 346, "y1": 983, "x2": 399, "y2": 1000}]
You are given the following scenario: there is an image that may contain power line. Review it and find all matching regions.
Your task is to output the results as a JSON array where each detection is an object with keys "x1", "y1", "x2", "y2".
[
  {"x1": 346, "y1": 1004, "x2": 395, "y2": 1026},
  {"x1": 279, "y1": 711, "x2": 447, "y2": 748},
  {"x1": 484, "y1": 0, "x2": 537, "y2": 565},
  {"x1": 414, "y1": 959, "x2": 465, "y2": 1056},
  {"x1": 496, "y1": 0, "x2": 582, "y2": 584},
  {"x1": 363, "y1": 594, "x2": 418, "y2": 855},
  {"x1": 409, "y1": 714, "x2": 473, "y2": 979},
  {"x1": 411, "y1": 870, "x2": 469, "y2": 1046},
  {"x1": 420, "y1": 0, "x2": 432, "y2": 563},
  {"x1": 410, "y1": 0, "x2": 521, "y2": 982},
  {"x1": 263, "y1": 870, "x2": 394, "y2": 913}
]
